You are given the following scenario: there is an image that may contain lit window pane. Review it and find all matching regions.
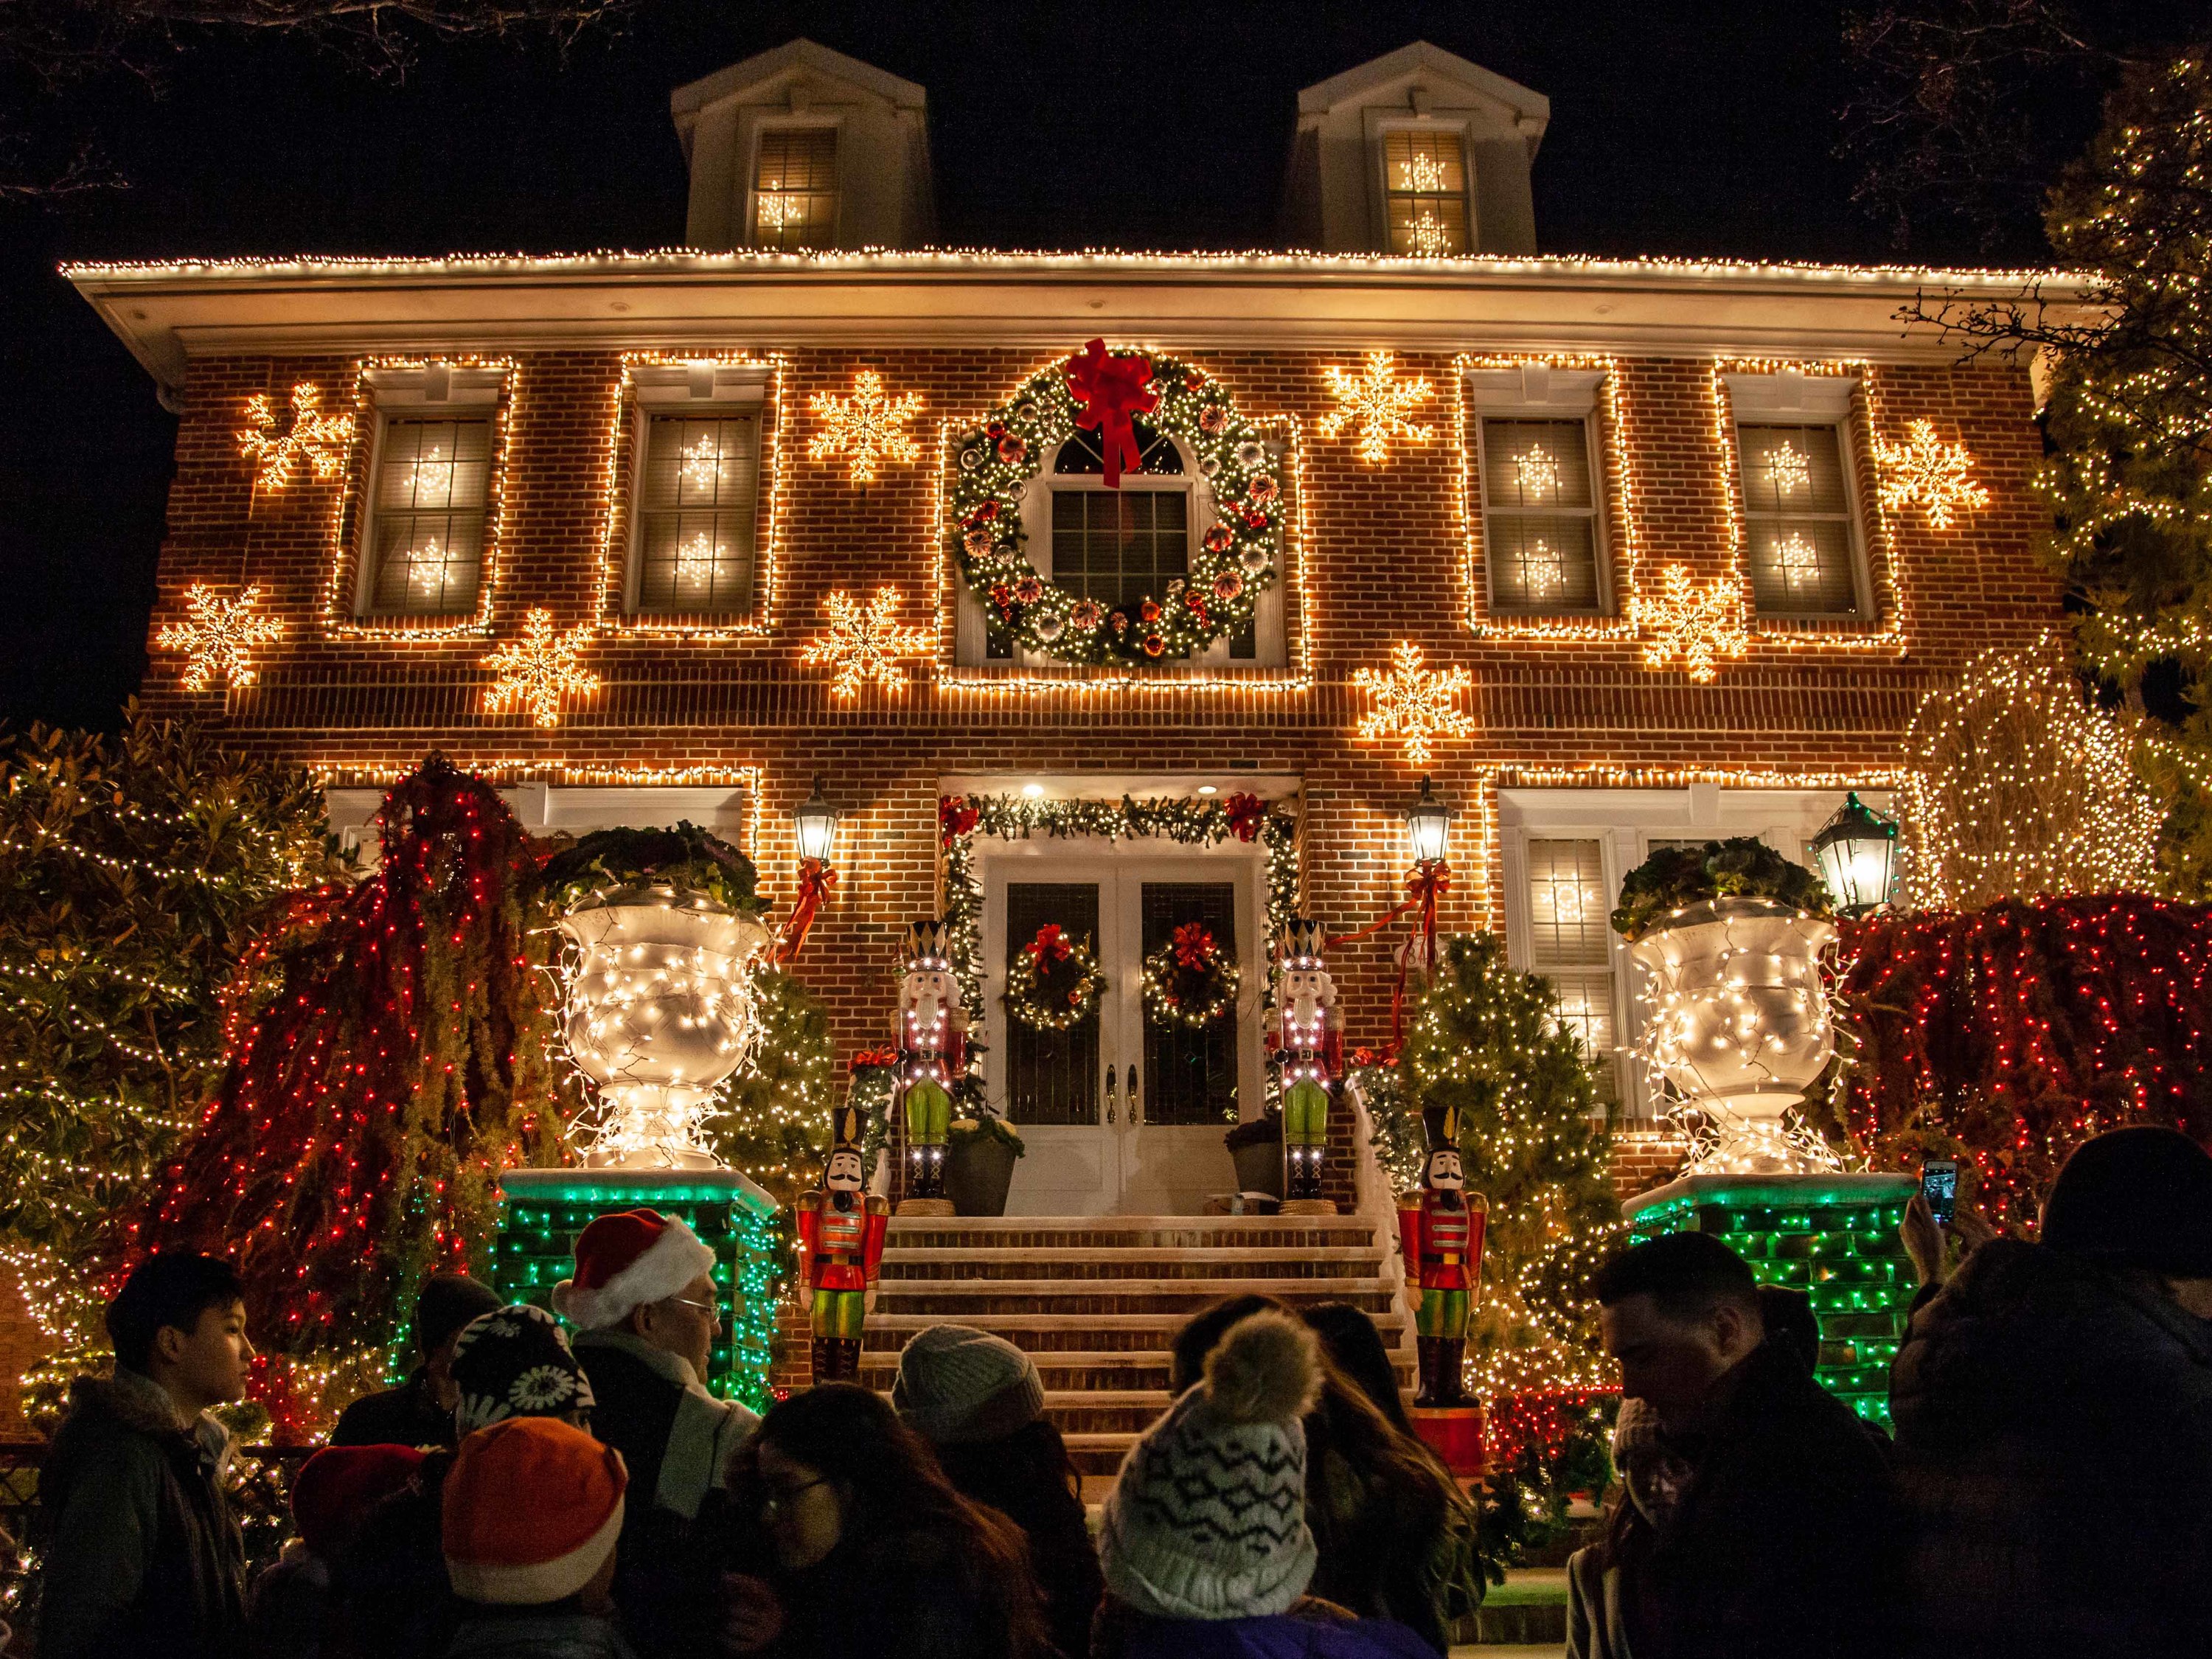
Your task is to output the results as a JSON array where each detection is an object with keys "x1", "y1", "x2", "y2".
[
  {"x1": 366, "y1": 414, "x2": 490, "y2": 616},
  {"x1": 753, "y1": 129, "x2": 838, "y2": 250},
  {"x1": 635, "y1": 411, "x2": 759, "y2": 613},
  {"x1": 1548, "y1": 970, "x2": 1618, "y2": 1062},
  {"x1": 1384, "y1": 131, "x2": 1469, "y2": 256},
  {"x1": 1048, "y1": 488, "x2": 1188, "y2": 613},
  {"x1": 1737, "y1": 421, "x2": 1863, "y2": 617},
  {"x1": 1527, "y1": 838, "x2": 1611, "y2": 967},
  {"x1": 1481, "y1": 418, "x2": 1601, "y2": 613}
]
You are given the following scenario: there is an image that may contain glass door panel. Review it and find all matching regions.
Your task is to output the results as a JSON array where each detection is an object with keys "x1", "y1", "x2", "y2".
[
  {"x1": 1003, "y1": 882, "x2": 1102, "y2": 1127},
  {"x1": 1138, "y1": 881, "x2": 1241, "y2": 1126}
]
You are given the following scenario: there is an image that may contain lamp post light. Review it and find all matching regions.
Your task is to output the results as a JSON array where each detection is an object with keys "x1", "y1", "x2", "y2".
[
  {"x1": 1811, "y1": 792, "x2": 1901, "y2": 919},
  {"x1": 1405, "y1": 776, "x2": 1452, "y2": 869}
]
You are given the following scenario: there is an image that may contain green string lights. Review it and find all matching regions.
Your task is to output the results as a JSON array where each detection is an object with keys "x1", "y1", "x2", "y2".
[{"x1": 1625, "y1": 1173, "x2": 1916, "y2": 1427}]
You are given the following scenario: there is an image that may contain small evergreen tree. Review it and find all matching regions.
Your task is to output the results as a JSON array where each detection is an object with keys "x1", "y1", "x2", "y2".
[
  {"x1": 1397, "y1": 933, "x2": 1621, "y2": 1399},
  {"x1": 709, "y1": 969, "x2": 836, "y2": 1208}
]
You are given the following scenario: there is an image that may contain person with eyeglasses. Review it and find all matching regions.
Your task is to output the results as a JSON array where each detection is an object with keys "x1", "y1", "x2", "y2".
[{"x1": 553, "y1": 1209, "x2": 760, "y2": 1658}]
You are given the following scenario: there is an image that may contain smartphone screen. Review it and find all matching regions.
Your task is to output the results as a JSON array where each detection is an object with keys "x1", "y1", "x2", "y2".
[{"x1": 1921, "y1": 1159, "x2": 1958, "y2": 1225}]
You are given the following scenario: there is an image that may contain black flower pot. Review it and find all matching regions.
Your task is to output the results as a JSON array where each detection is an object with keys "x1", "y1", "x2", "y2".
[{"x1": 946, "y1": 1130, "x2": 1019, "y2": 1216}]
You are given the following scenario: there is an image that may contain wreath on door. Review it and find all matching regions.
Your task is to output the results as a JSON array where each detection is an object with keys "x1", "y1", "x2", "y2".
[
  {"x1": 1142, "y1": 924, "x2": 1241, "y2": 1031},
  {"x1": 1004, "y1": 924, "x2": 1107, "y2": 1031}
]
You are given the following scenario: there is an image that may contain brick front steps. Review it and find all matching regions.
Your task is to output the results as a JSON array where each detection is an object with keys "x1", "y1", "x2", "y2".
[{"x1": 864, "y1": 1214, "x2": 1411, "y2": 1475}]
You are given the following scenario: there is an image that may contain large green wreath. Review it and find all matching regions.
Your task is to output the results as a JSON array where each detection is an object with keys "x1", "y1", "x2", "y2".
[
  {"x1": 947, "y1": 347, "x2": 1284, "y2": 664},
  {"x1": 1142, "y1": 924, "x2": 1240, "y2": 1030},
  {"x1": 1003, "y1": 924, "x2": 1106, "y2": 1031}
]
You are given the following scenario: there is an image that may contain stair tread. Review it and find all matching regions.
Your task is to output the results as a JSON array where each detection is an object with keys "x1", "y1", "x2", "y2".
[
  {"x1": 867, "y1": 1311, "x2": 1410, "y2": 1329},
  {"x1": 1040, "y1": 1390, "x2": 1173, "y2": 1407},
  {"x1": 888, "y1": 1214, "x2": 1376, "y2": 1230},
  {"x1": 877, "y1": 1276, "x2": 1391, "y2": 1295},
  {"x1": 882, "y1": 1246, "x2": 1382, "y2": 1263}
]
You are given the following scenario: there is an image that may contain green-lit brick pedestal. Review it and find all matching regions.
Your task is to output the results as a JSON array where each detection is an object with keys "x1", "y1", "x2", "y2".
[
  {"x1": 1623, "y1": 1172, "x2": 1916, "y2": 1428},
  {"x1": 494, "y1": 1168, "x2": 781, "y2": 1412}
]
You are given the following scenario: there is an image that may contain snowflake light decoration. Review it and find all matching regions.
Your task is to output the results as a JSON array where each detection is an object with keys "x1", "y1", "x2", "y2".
[
  {"x1": 481, "y1": 609, "x2": 600, "y2": 729},
  {"x1": 800, "y1": 587, "x2": 936, "y2": 699},
  {"x1": 1515, "y1": 444, "x2": 1561, "y2": 498},
  {"x1": 1768, "y1": 440, "x2": 1810, "y2": 495},
  {"x1": 1352, "y1": 640, "x2": 1475, "y2": 768},
  {"x1": 1399, "y1": 153, "x2": 1450, "y2": 192},
  {"x1": 1630, "y1": 564, "x2": 1750, "y2": 684},
  {"x1": 156, "y1": 585, "x2": 283, "y2": 692},
  {"x1": 239, "y1": 383, "x2": 352, "y2": 492},
  {"x1": 680, "y1": 434, "x2": 721, "y2": 492},
  {"x1": 1874, "y1": 419, "x2": 1991, "y2": 529},
  {"x1": 1318, "y1": 352, "x2": 1436, "y2": 465},
  {"x1": 808, "y1": 369, "x2": 923, "y2": 485}
]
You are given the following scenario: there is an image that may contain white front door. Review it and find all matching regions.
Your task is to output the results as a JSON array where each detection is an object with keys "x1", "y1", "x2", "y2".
[{"x1": 981, "y1": 848, "x2": 1265, "y2": 1216}]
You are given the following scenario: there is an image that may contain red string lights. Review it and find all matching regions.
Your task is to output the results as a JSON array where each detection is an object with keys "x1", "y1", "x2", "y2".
[{"x1": 1837, "y1": 895, "x2": 2212, "y2": 1234}]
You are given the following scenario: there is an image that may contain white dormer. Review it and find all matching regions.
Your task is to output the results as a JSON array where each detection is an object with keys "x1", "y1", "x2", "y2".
[
  {"x1": 671, "y1": 38, "x2": 936, "y2": 251},
  {"x1": 1284, "y1": 41, "x2": 1549, "y2": 256}
]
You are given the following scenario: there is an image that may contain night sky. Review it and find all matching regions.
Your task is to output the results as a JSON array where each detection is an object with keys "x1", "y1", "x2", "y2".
[{"x1": 0, "y1": 1, "x2": 2031, "y2": 731}]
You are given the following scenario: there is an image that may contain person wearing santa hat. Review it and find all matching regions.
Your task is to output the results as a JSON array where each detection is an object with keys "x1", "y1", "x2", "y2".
[{"x1": 554, "y1": 1208, "x2": 759, "y2": 1658}]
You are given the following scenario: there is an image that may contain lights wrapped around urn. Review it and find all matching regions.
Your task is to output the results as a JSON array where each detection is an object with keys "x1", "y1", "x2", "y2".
[{"x1": 557, "y1": 884, "x2": 773, "y2": 1169}]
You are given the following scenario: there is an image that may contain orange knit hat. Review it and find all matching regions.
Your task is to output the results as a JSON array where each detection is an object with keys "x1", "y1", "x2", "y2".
[{"x1": 442, "y1": 1416, "x2": 627, "y2": 1605}]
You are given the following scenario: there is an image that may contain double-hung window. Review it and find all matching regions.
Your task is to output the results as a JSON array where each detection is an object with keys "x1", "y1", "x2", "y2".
[
  {"x1": 621, "y1": 365, "x2": 770, "y2": 619},
  {"x1": 1727, "y1": 374, "x2": 1871, "y2": 621},
  {"x1": 751, "y1": 128, "x2": 838, "y2": 249},
  {"x1": 1466, "y1": 366, "x2": 1610, "y2": 617},
  {"x1": 1525, "y1": 838, "x2": 1618, "y2": 1083},
  {"x1": 356, "y1": 366, "x2": 504, "y2": 620},
  {"x1": 1382, "y1": 130, "x2": 1470, "y2": 256}
]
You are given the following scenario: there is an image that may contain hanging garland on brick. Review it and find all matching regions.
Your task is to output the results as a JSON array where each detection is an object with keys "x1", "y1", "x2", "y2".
[
  {"x1": 1003, "y1": 924, "x2": 1107, "y2": 1031},
  {"x1": 947, "y1": 341, "x2": 1283, "y2": 664},
  {"x1": 1143, "y1": 923, "x2": 1240, "y2": 1029}
]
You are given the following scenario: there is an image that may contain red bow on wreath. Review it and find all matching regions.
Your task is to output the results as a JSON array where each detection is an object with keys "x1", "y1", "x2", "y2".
[
  {"x1": 1172, "y1": 923, "x2": 1215, "y2": 972},
  {"x1": 851, "y1": 1046, "x2": 899, "y2": 1071},
  {"x1": 1028, "y1": 924, "x2": 1074, "y2": 967},
  {"x1": 939, "y1": 796, "x2": 979, "y2": 847},
  {"x1": 1223, "y1": 792, "x2": 1266, "y2": 843},
  {"x1": 1066, "y1": 338, "x2": 1159, "y2": 490}
]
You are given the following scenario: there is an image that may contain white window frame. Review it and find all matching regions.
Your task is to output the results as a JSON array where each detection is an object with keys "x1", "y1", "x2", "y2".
[
  {"x1": 953, "y1": 428, "x2": 1288, "y2": 670},
  {"x1": 1500, "y1": 785, "x2": 1893, "y2": 1120},
  {"x1": 1366, "y1": 115, "x2": 1477, "y2": 255},
  {"x1": 622, "y1": 364, "x2": 771, "y2": 617},
  {"x1": 352, "y1": 365, "x2": 504, "y2": 619},
  {"x1": 1725, "y1": 372, "x2": 1874, "y2": 622},
  {"x1": 1466, "y1": 365, "x2": 1611, "y2": 616},
  {"x1": 744, "y1": 117, "x2": 844, "y2": 251}
]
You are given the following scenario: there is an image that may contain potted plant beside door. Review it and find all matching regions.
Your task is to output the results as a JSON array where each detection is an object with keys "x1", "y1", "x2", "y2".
[
  {"x1": 945, "y1": 1111, "x2": 1026, "y2": 1216},
  {"x1": 1223, "y1": 1109, "x2": 1286, "y2": 1203}
]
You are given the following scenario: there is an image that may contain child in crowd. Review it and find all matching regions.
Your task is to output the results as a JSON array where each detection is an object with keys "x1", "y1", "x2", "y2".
[{"x1": 249, "y1": 1444, "x2": 424, "y2": 1659}]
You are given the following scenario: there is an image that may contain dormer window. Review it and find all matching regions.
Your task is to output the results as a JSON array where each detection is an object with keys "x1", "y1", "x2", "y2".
[
  {"x1": 751, "y1": 128, "x2": 838, "y2": 249},
  {"x1": 1383, "y1": 131, "x2": 1470, "y2": 256}
]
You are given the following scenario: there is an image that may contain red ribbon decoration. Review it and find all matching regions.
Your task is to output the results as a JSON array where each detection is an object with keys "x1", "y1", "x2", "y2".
[
  {"x1": 1028, "y1": 923, "x2": 1074, "y2": 967},
  {"x1": 1172, "y1": 923, "x2": 1215, "y2": 972},
  {"x1": 772, "y1": 858, "x2": 837, "y2": 965},
  {"x1": 1327, "y1": 861, "x2": 1452, "y2": 1060},
  {"x1": 1065, "y1": 338, "x2": 1159, "y2": 489}
]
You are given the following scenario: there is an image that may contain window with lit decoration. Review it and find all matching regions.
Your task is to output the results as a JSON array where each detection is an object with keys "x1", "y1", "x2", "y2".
[
  {"x1": 1525, "y1": 838, "x2": 1618, "y2": 1096},
  {"x1": 751, "y1": 127, "x2": 838, "y2": 249},
  {"x1": 1478, "y1": 417, "x2": 1603, "y2": 611},
  {"x1": 1382, "y1": 130, "x2": 1470, "y2": 256},
  {"x1": 1737, "y1": 423, "x2": 1863, "y2": 616},
  {"x1": 362, "y1": 412, "x2": 493, "y2": 617},
  {"x1": 632, "y1": 411, "x2": 761, "y2": 613}
]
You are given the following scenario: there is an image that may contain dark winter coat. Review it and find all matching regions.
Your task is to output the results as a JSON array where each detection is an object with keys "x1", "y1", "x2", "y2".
[
  {"x1": 1611, "y1": 1340, "x2": 1903, "y2": 1659},
  {"x1": 571, "y1": 1329, "x2": 757, "y2": 1658},
  {"x1": 248, "y1": 1541, "x2": 335, "y2": 1659},
  {"x1": 1091, "y1": 1593, "x2": 1439, "y2": 1659},
  {"x1": 444, "y1": 1607, "x2": 638, "y2": 1659},
  {"x1": 35, "y1": 1369, "x2": 247, "y2": 1659},
  {"x1": 737, "y1": 1524, "x2": 1034, "y2": 1659},
  {"x1": 1889, "y1": 1238, "x2": 2212, "y2": 1659},
  {"x1": 330, "y1": 1368, "x2": 454, "y2": 1450},
  {"x1": 327, "y1": 1447, "x2": 458, "y2": 1659}
]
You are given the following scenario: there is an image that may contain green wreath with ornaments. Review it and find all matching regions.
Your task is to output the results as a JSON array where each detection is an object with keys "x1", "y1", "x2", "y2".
[
  {"x1": 1003, "y1": 924, "x2": 1107, "y2": 1031},
  {"x1": 1142, "y1": 924, "x2": 1241, "y2": 1030},
  {"x1": 947, "y1": 342, "x2": 1284, "y2": 664}
]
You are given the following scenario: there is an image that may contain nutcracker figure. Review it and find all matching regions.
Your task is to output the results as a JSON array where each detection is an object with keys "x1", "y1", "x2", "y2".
[
  {"x1": 1269, "y1": 918, "x2": 1343, "y2": 1209},
  {"x1": 1398, "y1": 1102, "x2": 1487, "y2": 1407},
  {"x1": 795, "y1": 1102, "x2": 889, "y2": 1383},
  {"x1": 894, "y1": 919, "x2": 968, "y2": 1210}
]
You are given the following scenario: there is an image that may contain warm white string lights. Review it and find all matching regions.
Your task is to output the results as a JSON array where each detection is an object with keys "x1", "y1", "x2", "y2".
[{"x1": 156, "y1": 584, "x2": 283, "y2": 692}]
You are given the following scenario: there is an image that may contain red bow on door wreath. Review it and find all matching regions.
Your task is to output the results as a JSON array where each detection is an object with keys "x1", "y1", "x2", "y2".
[{"x1": 1065, "y1": 338, "x2": 1159, "y2": 489}]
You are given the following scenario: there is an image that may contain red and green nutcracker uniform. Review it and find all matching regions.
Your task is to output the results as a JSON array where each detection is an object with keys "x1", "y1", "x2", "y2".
[
  {"x1": 796, "y1": 1102, "x2": 888, "y2": 1384},
  {"x1": 1267, "y1": 918, "x2": 1343, "y2": 1203},
  {"x1": 1399, "y1": 1102, "x2": 1487, "y2": 1408},
  {"x1": 896, "y1": 919, "x2": 967, "y2": 1202}
]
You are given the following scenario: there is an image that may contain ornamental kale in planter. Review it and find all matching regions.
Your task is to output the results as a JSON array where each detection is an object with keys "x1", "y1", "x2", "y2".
[
  {"x1": 947, "y1": 1115, "x2": 1026, "y2": 1157},
  {"x1": 1610, "y1": 836, "x2": 1832, "y2": 942},
  {"x1": 538, "y1": 821, "x2": 765, "y2": 914}
]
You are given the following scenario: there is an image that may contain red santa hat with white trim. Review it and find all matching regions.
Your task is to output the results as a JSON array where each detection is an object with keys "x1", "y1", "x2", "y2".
[{"x1": 552, "y1": 1208, "x2": 717, "y2": 1332}]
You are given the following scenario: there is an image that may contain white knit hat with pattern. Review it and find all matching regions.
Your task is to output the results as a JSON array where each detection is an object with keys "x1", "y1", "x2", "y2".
[{"x1": 1098, "y1": 1308, "x2": 1322, "y2": 1621}]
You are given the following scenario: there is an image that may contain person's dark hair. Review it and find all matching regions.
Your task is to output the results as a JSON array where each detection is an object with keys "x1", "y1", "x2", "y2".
[
  {"x1": 2041, "y1": 1124, "x2": 2212, "y2": 1277},
  {"x1": 1756, "y1": 1284, "x2": 1820, "y2": 1374},
  {"x1": 730, "y1": 1383, "x2": 1049, "y2": 1658},
  {"x1": 107, "y1": 1252, "x2": 245, "y2": 1374},
  {"x1": 412, "y1": 1274, "x2": 502, "y2": 1357},
  {"x1": 1169, "y1": 1293, "x2": 1290, "y2": 1394},
  {"x1": 932, "y1": 1416, "x2": 1082, "y2": 1513},
  {"x1": 1302, "y1": 1301, "x2": 1411, "y2": 1432},
  {"x1": 1592, "y1": 1232, "x2": 1761, "y2": 1326}
]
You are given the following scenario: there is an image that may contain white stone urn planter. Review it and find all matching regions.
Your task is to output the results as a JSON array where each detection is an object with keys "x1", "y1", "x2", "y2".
[
  {"x1": 1630, "y1": 896, "x2": 1838, "y2": 1174},
  {"x1": 559, "y1": 885, "x2": 773, "y2": 1170}
]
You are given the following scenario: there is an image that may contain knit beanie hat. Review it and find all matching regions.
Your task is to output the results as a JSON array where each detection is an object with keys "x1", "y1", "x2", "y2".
[
  {"x1": 892, "y1": 1324, "x2": 1046, "y2": 1446},
  {"x1": 2042, "y1": 1125, "x2": 2212, "y2": 1276},
  {"x1": 452, "y1": 1304, "x2": 597, "y2": 1435},
  {"x1": 1099, "y1": 1308, "x2": 1322, "y2": 1621},
  {"x1": 412, "y1": 1273, "x2": 503, "y2": 1357},
  {"x1": 552, "y1": 1208, "x2": 716, "y2": 1331},
  {"x1": 443, "y1": 1416, "x2": 627, "y2": 1606},
  {"x1": 291, "y1": 1444, "x2": 425, "y2": 1558}
]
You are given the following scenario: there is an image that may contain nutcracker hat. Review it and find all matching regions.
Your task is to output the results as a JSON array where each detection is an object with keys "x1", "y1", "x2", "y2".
[
  {"x1": 443, "y1": 1416, "x2": 627, "y2": 1607},
  {"x1": 1276, "y1": 918, "x2": 1327, "y2": 964},
  {"x1": 905, "y1": 919, "x2": 950, "y2": 967},
  {"x1": 830, "y1": 1102, "x2": 866, "y2": 1157},
  {"x1": 551, "y1": 1208, "x2": 715, "y2": 1332},
  {"x1": 1421, "y1": 1102, "x2": 1461, "y2": 1156}
]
